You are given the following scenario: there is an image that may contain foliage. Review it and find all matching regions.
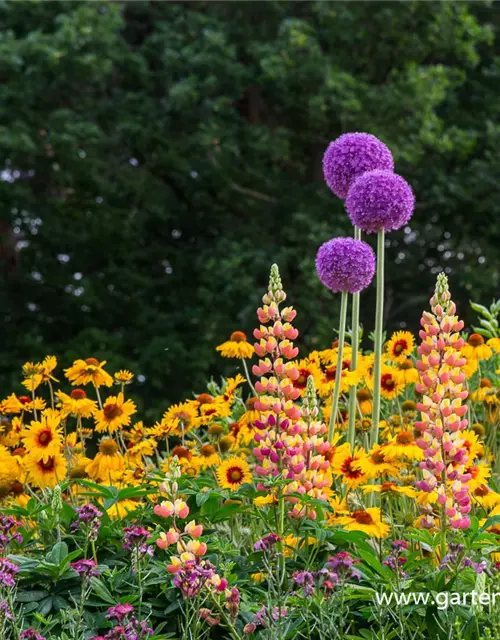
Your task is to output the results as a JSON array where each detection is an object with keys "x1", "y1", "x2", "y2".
[{"x1": 1, "y1": 1, "x2": 500, "y2": 408}]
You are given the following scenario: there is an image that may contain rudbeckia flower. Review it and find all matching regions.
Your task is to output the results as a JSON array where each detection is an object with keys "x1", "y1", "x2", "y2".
[
  {"x1": 362, "y1": 481, "x2": 416, "y2": 498},
  {"x1": 21, "y1": 410, "x2": 63, "y2": 462},
  {"x1": 56, "y1": 389, "x2": 97, "y2": 418},
  {"x1": 354, "y1": 444, "x2": 401, "y2": 479},
  {"x1": 384, "y1": 431, "x2": 424, "y2": 461},
  {"x1": 160, "y1": 401, "x2": 199, "y2": 437},
  {"x1": 386, "y1": 331, "x2": 415, "y2": 364},
  {"x1": 197, "y1": 444, "x2": 220, "y2": 469},
  {"x1": 114, "y1": 370, "x2": 134, "y2": 385},
  {"x1": 65, "y1": 358, "x2": 113, "y2": 388},
  {"x1": 216, "y1": 456, "x2": 252, "y2": 490},
  {"x1": 94, "y1": 392, "x2": 136, "y2": 434},
  {"x1": 332, "y1": 443, "x2": 367, "y2": 489},
  {"x1": 24, "y1": 452, "x2": 68, "y2": 489},
  {"x1": 462, "y1": 334, "x2": 493, "y2": 362},
  {"x1": 395, "y1": 359, "x2": 419, "y2": 385},
  {"x1": 335, "y1": 508, "x2": 390, "y2": 538},
  {"x1": 216, "y1": 332, "x2": 254, "y2": 359},
  {"x1": 377, "y1": 365, "x2": 405, "y2": 400},
  {"x1": 85, "y1": 439, "x2": 124, "y2": 481},
  {"x1": 21, "y1": 356, "x2": 59, "y2": 392},
  {"x1": 472, "y1": 485, "x2": 500, "y2": 510}
]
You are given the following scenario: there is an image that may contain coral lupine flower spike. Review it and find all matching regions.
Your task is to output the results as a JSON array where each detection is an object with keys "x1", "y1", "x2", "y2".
[
  {"x1": 316, "y1": 238, "x2": 375, "y2": 440},
  {"x1": 346, "y1": 168, "x2": 415, "y2": 450},
  {"x1": 414, "y1": 274, "x2": 471, "y2": 555}
]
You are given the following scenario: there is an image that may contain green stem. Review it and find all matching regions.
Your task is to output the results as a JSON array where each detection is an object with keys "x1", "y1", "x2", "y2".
[
  {"x1": 347, "y1": 227, "x2": 361, "y2": 447},
  {"x1": 328, "y1": 291, "x2": 349, "y2": 442},
  {"x1": 241, "y1": 358, "x2": 257, "y2": 397},
  {"x1": 370, "y1": 228, "x2": 385, "y2": 448}
]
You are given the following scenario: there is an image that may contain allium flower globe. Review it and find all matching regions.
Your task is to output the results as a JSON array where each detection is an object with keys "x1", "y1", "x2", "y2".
[
  {"x1": 316, "y1": 238, "x2": 376, "y2": 294},
  {"x1": 346, "y1": 169, "x2": 415, "y2": 233},
  {"x1": 322, "y1": 133, "x2": 394, "y2": 199}
]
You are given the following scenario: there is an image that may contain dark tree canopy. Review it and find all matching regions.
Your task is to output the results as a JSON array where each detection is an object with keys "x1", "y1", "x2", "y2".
[{"x1": 1, "y1": 1, "x2": 499, "y2": 415}]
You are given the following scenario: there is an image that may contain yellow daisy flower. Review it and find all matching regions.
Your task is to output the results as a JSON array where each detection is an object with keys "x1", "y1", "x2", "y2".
[
  {"x1": 334, "y1": 507, "x2": 390, "y2": 538},
  {"x1": 332, "y1": 443, "x2": 367, "y2": 489},
  {"x1": 378, "y1": 365, "x2": 405, "y2": 400},
  {"x1": 487, "y1": 337, "x2": 500, "y2": 353},
  {"x1": 354, "y1": 444, "x2": 401, "y2": 479},
  {"x1": 85, "y1": 439, "x2": 124, "y2": 481},
  {"x1": 472, "y1": 485, "x2": 500, "y2": 511},
  {"x1": 64, "y1": 358, "x2": 113, "y2": 388},
  {"x1": 462, "y1": 334, "x2": 493, "y2": 362},
  {"x1": 394, "y1": 359, "x2": 420, "y2": 385},
  {"x1": 386, "y1": 331, "x2": 415, "y2": 363},
  {"x1": 362, "y1": 481, "x2": 416, "y2": 498},
  {"x1": 24, "y1": 452, "x2": 68, "y2": 489},
  {"x1": 198, "y1": 444, "x2": 220, "y2": 469},
  {"x1": 56, "y1": 388, "x2": 97, "y2": 418},
  {"x1": 114, "y1": 370, "x2": 134, "y2": 385},
  {"x1": 216, "y1": 331, "x2": 254, "y2": 359},
  {"x1": 160, "y1": 401, "x2": 199, "y2": 437},
  {"x1": 21, "y1": 356, "x2": 59, "y2": 392},
  {"x1": 384, "y1": 431, "x2": 424, "y2": 461},
  {"x1": 21, "y1": 410, "x2": 63, "y2": 462},
  {"x1": 94, "y1": 392, "x2": 136, "y2": 434},
  {"x1": 216, "y1": 456, "x2": 252, "y2": 490},
  {"x1": 0, "y1": 394, "x2": 25, "y2": 415}
]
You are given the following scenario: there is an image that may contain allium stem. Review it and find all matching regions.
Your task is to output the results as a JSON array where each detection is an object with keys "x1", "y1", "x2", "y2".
[
  {"x1": 370, "y1": 229, "x2": 385, "y2": 448},
  {"x1": 347, "y1": 226, "x2": 361, "y2": 447},
  {"x1": 328, "y1": 290, "x2": 348, "y2": 441}
]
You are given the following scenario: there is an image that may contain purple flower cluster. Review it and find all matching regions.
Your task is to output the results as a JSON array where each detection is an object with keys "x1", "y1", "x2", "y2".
[
  {"x1": 71, "y1": 503, "x2": 102, "y2": 541},
  {"x1": 70, "y1": 559, "x2": 99, "y2": 579},
  {"x1": 0, "y1": 600, "x2": 14, "y2": 621},
  {"x1": 327, "y1": 551, "x2": 361, "y2": 581},
  {"x1": 346, "y1": 170, "x2": 415, "y2": 234},
  {"x1": 383, "y1": 540, "x2": 408, "y2": 577},
  {"x1": 243, "y1": 605, "x2": 288, "y2": 634},
  {"x1": 0, "y1": 516, "x2": 22, "y2": 552},
  {"x1": 0, "y1": 558, "x2": 19, "y2": 588},
  {"x1": 316, "y1": 237, "x2": 376, "y2": 294},
  {"x1": 253, "y1": 533, "x2": 281, "y2": 552},
  {"x1": 173, "y1": 559, "x2": 222, "y2": 599},
  {"x1": 323, "y1": 133, "x2": 394, "y2": 199},
  {"x1": 97, "y1": 604, "x2": 153, "y2": 640},
  {"x1": 20, "y1": 631, "x2": 46, "y2": 640},
  {"x1": 122, "y1": 527, "x2": 153, "y2": 559},
  {"x1": 292, "y1": 570, "x2": 315, "y2": 597}
]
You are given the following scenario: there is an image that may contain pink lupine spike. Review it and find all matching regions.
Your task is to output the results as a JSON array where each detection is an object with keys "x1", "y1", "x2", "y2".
[{"x1": 415, "y1": 273, "x2": 472, "y2": 531}]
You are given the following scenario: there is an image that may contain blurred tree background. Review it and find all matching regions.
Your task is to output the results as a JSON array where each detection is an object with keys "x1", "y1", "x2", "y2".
[{"x1": 1, "y1": 1, "x2": 499, "y2": 415}]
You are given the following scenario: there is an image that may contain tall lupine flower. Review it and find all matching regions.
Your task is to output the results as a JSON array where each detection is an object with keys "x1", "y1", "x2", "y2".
[
  {"x1": 414, "y1": 274, "x2": 471, "y2": 541},
  {"x1": 252, "y1": 265, "x2": 333, "y2": 519}
]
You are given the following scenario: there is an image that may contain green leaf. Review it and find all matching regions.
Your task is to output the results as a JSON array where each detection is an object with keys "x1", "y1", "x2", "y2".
[{"x1": 90, "y1": 577, "x2": 116, "y2": 604}]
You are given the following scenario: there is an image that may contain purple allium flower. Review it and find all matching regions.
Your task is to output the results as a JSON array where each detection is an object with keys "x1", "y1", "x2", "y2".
[
  {"x1": 70, "y1": 559, "x2": 99, "y2": 579},
  {"x1": 346, "y1": 169, "x2": 415, "y2": 234},
  {"x1": 253, "y1": 533, "x2": 281, "y2": 552},
  {"x1": 20, "y1": 631, "x2": 46, "y2": 640},
  {"x1": 316, "y1": 237, "x2": 375, "y2": 294},
  {"x1": 0, "y1": 558, "x2": 19, "y2": 588},
  {"x1": 323, "y1": 133, "x2": 394, "y2": 199}
]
